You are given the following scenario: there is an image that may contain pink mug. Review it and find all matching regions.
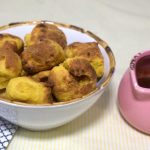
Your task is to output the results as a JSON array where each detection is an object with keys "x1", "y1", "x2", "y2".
[{"x1": 118, "y1": 50, "x2": 150, "y2": 134}]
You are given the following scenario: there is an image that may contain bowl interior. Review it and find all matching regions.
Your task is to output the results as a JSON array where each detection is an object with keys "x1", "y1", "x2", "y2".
[{"x1": 0, "y1": 21, "x2": 115, "y2": 106}]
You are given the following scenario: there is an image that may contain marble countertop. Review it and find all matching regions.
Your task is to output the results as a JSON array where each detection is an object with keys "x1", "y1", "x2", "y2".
[{"x1": 0, "y1": 0, "x2": 150, "y2": 149}]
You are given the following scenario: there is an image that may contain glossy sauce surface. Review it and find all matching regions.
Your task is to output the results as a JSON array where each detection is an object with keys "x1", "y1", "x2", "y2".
[{"x1": 136, "y1": 56, "x2": 150, "y2": 88}]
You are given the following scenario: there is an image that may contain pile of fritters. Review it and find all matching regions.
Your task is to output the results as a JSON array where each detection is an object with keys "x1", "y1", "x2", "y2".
[{"x1": 0, "y1": 23, "x2": 104, "y2": 104}]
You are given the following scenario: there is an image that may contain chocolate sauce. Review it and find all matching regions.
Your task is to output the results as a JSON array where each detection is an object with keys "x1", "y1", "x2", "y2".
[{"x1": 136, "y1": 56, "x2": 150, "y2": 88}]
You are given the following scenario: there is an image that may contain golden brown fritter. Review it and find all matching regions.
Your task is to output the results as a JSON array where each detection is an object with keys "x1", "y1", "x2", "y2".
[
  {"x1": 22, "y1": 40, "x2": 65, "y2": 74},
  {"x1": 32, "y1": 70, "x2": 50, "y2": 82},
  {"x1": 25, "y1": 23, "x2": 67, "y2": 49},
  {"x1": 65, "y1": 42, "x2": 104, "y2": 78},
  {"x1": 48, "y1": 58, "x2": 97, "y2": 102},
  {"x1": 0, "y1": 33, "x2": 24, "y2": 54},
  {"x1": 63, "y1": 58, "x2": 97, "y2": 95},
  {"x1": 0, "y1": 48, "x2": 22, "y2": 89},
  {"x1": 0, "y1": 48, "x2": 22, "y2": 77},
  {"x1": 48, "y1": 65, "x2": 79, "y2": 101},
  {"x1": 6, "y1": 77, "x2": 52, "y2": 104}
]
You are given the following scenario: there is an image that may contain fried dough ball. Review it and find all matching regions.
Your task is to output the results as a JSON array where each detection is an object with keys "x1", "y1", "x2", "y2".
[
  {"x1": 0, "y1": 33, "x2": 24, "y2": 54},
  {"x1": 22, "y1": 40, "x2": 65, "y2": 74},
  {"x1": 48, "y1": 58, "x2": 97, "y2": 102},
  {"x1": 48, "y1": 65, "x2": 79, "y2": 101},
  {"x1": 0, "y1": 49, "x2": 22, "y2": 77},
  {"x1": 32, "y1": 70, "x2": 50, "y2": 82},
  {"x1": 6, "y1": 77, "x2": 52, "y2": 104},
  {"x1": 65, "y1": 42, "x2": 104, "y2": 78},
  {"x1": 0, "y1": 48, "x2": 22, "y2": 89},
  {"x1": 25, "y1": 23, "x2": 67, "y2": 49}
]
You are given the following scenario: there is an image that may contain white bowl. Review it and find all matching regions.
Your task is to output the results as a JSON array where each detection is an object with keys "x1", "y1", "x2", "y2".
[{"x1": 0, "y1": 21, "x2": 115, "y2": 130}]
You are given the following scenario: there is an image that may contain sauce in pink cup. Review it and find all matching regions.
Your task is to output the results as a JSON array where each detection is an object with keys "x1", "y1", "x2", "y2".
[{"x1": 118, "y1": 50, "x2": 150, "y2": 134}]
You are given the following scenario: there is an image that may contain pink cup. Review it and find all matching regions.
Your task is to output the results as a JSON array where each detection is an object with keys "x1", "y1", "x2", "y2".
[{"x1": 118, "y1": 50, "x2": 150, "y2": 134}]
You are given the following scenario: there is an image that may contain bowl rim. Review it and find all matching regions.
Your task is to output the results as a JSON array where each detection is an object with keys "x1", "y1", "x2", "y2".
[{"x1": 0, "y1": 20, "x2": 116, "y2": 108}]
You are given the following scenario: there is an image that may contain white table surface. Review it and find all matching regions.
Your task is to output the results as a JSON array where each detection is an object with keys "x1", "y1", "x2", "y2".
[{"x1": 0, "y1": 0, "x2": 150, "y2": 149}]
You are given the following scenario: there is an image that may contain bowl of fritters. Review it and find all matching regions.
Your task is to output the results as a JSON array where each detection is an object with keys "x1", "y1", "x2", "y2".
[{"x1": 0, "y1": 21, "x2": 115, "y2": 130}]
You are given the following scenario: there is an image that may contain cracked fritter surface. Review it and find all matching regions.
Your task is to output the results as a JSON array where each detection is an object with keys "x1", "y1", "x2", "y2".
[
  {"x1": 65, "y1": 42, "x2": 104, "y2": 78},
  {"x1": 22, "y1": 40, "x2": 65, "y2": 74},
  {"x1": 48, "y1": 58, "x2": 97, "y2": 102},
  {"x1": 0, "y1": 33, "x2": 24, "y2": 54},
  {"x1": 25, "y1": 23, "x2": 67, "y2": 49}
]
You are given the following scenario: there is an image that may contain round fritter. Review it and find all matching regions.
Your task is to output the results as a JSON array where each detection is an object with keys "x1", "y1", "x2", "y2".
[
  {"x1": 48, "y1": 65, "x2": 79, "y2": 101},
  {"x1": 22, "y1": 40, "x2": 65, "y2": 74},
  {"x1": 6, "y1": 77, "x2": 52, "y2": 104},
  {"x1": 24, "y1": 23, "x2": 67, "y2": 49},
  {"x1": 0, "y1": 48, "x2": 22, "y2": 89},
  {"x1": 63, "y1": 58, "x2": 97, "y2": 95},
  {"x1": 65, "y1": 42, "x2": 104, "y2": 78},
  {"x1": 32, "y1": 70, "x2": 51, "y2": 82},
  {"x1": 0, "y1": 33, "x2": 24, "y2": 54},
  {"x1": 0, "y1": 48, "x2": 22, "y2": 77},
  {"x1": 48, "y1": 58, "x2": 97, "y2": 102}
]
